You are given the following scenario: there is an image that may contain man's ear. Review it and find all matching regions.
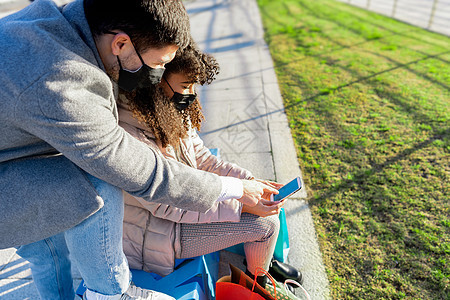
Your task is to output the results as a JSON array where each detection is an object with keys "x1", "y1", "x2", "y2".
[{"x1": 111, "y1": 33, "x2": 132, "y2": 56}]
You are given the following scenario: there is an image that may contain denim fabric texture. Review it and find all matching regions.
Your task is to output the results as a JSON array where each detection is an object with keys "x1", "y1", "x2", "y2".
[
  {"x1": 17, "y1": 173, "x2": 130, "y2": 299},
  {"x1": 16, "y1": 233, "x2": 75, "y2": 300}
]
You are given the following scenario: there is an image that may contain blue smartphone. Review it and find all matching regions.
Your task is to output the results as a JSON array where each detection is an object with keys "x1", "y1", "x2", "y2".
[{"x1": 270, "y1": 176, "x2": 302, "y2": 201}]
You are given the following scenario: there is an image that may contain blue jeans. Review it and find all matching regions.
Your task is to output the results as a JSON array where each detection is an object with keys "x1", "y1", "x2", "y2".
[{"x1": 16, "y1": 173, "x2": 130, "y2": 299}]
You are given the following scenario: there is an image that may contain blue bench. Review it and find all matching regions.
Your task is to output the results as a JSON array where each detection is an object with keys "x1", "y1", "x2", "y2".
[
  {"x1": 76, "y1": 252, "x2": 220, "y2": 300},
  {"x1": 209, "y1": 148, "x2": 220, "y2": 158}
]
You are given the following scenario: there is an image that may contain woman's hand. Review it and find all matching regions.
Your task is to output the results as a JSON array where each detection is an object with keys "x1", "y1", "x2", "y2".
[
  {"x1": 241, "y1": 199, "x2": 284, "y2": 217},
  {"x1": 254, "y1": 178, "x2": 284, "y2": 189},
  {"x1": 237, "y1": 180, "x2": 279, "y2": 207},
  {"x1": 254, "y1": 178, "x2": 284, "y2": 200}
]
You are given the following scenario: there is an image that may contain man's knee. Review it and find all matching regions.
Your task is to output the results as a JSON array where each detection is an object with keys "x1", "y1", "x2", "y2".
[{"x1": 84, "y1": 173, "x2": 123, "y2": 212}]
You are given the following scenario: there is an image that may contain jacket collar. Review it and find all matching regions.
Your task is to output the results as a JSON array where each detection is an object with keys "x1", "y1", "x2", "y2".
[{"x1": 61, "y1": 0, "x2": 106, "y2": 72}]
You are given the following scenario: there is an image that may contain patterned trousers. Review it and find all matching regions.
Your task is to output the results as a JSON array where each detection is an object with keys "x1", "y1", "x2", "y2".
[{"x1": 178, "y1": 213, "x2": 280, "y2": 274}]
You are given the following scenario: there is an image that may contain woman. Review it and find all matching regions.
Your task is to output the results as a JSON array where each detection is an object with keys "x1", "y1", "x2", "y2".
[{"x1": 117, "y1": 42, "x2": 302, "y2": 287}]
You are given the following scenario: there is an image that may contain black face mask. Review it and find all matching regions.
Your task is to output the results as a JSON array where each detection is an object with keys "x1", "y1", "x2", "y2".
[
  {"x1": 164, "y1": 77, "x2": 197, "y2": 111},
  {"x1": 107, "y1": 31, "x2": 165, "y2": 92},
  {"x1": 117, "y1": 52, "x2": 165, "y2": 92}
]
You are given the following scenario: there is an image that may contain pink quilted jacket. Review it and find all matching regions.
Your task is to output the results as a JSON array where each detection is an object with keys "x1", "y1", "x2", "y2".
[{"x1": 118, "y1": 107, "x2": 254, "y2": 276}]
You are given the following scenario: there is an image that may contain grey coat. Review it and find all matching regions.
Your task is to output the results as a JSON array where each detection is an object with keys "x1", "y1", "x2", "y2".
[{"x1": 0, "y1": 0, "x2": 221, "y2": 248}]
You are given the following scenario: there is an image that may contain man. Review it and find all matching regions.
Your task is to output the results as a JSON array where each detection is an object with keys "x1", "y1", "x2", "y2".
[{"x1": 0, "y1": 0, "x2": 278, "y2": 299}]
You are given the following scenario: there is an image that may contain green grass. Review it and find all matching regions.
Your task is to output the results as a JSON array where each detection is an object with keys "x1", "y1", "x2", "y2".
[{"x1": 256, "y1": 0, "x2": 449, "y2": 299}]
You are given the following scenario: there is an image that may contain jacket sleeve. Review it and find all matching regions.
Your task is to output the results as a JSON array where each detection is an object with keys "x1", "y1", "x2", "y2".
[
  {"x1": 14, "y1": 64, "x2": 221, "y2": 213},
  {"x1": 120, "y1": 126, "x2": 243, "y2": 224},
  {"x1": 127, "y1": 193, "x2": 242, "y2": 224},
  {"x1": 191, "y1": 130, "x2": 254, "y2": 180}
]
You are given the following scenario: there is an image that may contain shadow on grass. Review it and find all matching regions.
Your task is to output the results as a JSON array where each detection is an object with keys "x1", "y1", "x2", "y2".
[
  {"x1": 260, "y1": 0, "x2": 450, "y2": 68},
  {"x1": 196, "y1": 0, "x2": 449, "y2": 214},
  {"x1": 294, "y1": 0, "x2": 448, "y2": 49},
  {"x1": 365, "y1": 49, "x2": 450, "y2": 91},
  {"x1": 203, "y1": 49, "x2": 449, "y2": 135},
  {"x1": 305, "y1": 127, "x2": 448, "y2": 208},
  {"x1": 275, "y1": 47, "x2": 450, "y2": 148},
  {"x1": 202, "y1": 45, "x2": 448, "y2": 214},
  {"x1": 213, "y1": 0, "x2": 447, "y2": 85}
]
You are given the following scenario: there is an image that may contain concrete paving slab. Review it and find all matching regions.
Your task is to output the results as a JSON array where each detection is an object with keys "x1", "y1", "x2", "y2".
[
  {"x1": 0, "y1": 248, "x2": 15, "y2": 272},
  {"x1": 198, "y1": 86, "x2": 263, "y2": 103},
  {"x1": 0, "y1": 277, "x2": 82, "y2": 300},
  {"x1": 0, "y1": 249, "x2": 82, "y2": 298},
  {"x1": 207, "y1": 72, "x2": 262, "y2": 91},
  {"x1": 201, "y1": 128, "x2": 271, "y2": 154},
  {"x1": 263, "y1": 83, "x2": 291, "y2": 124},
  {"x1": 206, "y1": 49, "x2": 267, "y2": 80},
  {"x1": 259, "y1": 46, "x2": 282, "y2": 85},
  {"x1": 200, "y1": 101, "x2": 268, "y2": 132},
  {"x1": 0, "y1": 278, "x2": 38, "y2": 299},
  {"x1": 0, "y1": 254, "x2": 32, "y2": 280},
  {"x1": 283, "y1": 200, "x2": 331, "y2": 299},
  {"x1": 218, "y1": 250, "x2": 246, "y2": 279},
  {"x1": 187, "y1": 0, "x2": 264, "y2": 52},
  {"x1": 219, "y1": 152, "x2": 275, "y2": 180},
  {"x1": 218, "y1": 199, "x2": 332, "y2": 300}
]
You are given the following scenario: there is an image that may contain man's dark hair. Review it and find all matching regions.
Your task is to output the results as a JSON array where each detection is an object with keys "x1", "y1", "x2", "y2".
[{"x1": 84, "y1": 0, "x2": 191, "y2": 51}]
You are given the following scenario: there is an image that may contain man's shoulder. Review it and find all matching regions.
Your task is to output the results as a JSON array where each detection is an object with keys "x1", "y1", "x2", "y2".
[{"x1": 0, "y1": 0, "x2": 100, "y2": 89}]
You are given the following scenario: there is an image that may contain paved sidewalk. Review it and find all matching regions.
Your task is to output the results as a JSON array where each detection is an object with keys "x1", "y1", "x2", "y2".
[
  {"x1": 186, "y1": 1, "x2": 330, "y2": 298},
  {"x1": 0, "y1": 0, "x2": 330, "y2": 299}
]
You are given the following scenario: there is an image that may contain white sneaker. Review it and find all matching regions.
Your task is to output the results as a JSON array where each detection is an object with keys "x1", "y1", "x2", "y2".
[
  {"x1": 83, "y1": 283, "x2": 175, "y2": 300},
  {"x1": 120, "y1": 283, "x2": 175, "y2": 300}
]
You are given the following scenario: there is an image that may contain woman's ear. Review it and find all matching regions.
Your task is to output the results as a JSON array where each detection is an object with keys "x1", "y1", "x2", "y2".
[{"x1": 111, "y1": 33, "x2": 132, "y2": 56}]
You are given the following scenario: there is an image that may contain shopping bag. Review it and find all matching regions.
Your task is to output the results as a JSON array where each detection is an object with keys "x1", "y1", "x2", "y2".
[
  {"x1": 216, "y1": 277, "x2": 266, "y2": 300},
  {"x1": 273, "y1": 208, "x2": 290, "y2": 263},
  {"x1": 227, "y1": 264, "x2": 277, "y2": 300},
  {"x1": 283, "y1": 279, "x2": 311, "y2": 300},
  {"x1": 226, "y1": 208, "x2": 291, "y2": 262},
  {"x1": 225, "y1": 264, "x2": 307, "y2": 300},
  {"x1": 264, "y1": 278, "x2": 305, "y2": 300}
]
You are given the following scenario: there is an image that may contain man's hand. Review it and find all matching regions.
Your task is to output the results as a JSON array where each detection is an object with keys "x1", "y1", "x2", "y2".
[
  {"x1": 237, "y1": 180, "x2": 279, "y2": 207},
  {"x1": 242, "y1": 199, "x2": 284, "y2": 217}
]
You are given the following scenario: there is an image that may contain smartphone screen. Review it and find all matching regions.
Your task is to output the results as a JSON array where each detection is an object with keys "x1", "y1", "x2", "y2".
[{"x1": 271, "y1": 177, "x2": 302, "y2": 202}]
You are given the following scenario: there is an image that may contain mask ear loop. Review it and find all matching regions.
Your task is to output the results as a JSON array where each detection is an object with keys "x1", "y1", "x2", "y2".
[
  {"x1": 105, "y1": 30, "x2": 146, "y2": 67},
  {"x1": 163, "y1": 77, "x2": 182, "y2": 111},
  {"x1": 116, "y1": 56, "x2": 123, "y2": 69},
  {"x1": 133, "y1": 44, "x2": 146, "y2": 65},
  {"x1": 163, "y1": 77, "x2": 176, "y2": 94}
]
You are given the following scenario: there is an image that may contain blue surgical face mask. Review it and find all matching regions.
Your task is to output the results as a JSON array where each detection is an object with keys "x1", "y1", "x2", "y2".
[
  {"x1": 107, "y1": 31, "x2": 165, "y2": 92},
  {"x1": 164, "y1": 77, "x2": 197, "y2": 111}
]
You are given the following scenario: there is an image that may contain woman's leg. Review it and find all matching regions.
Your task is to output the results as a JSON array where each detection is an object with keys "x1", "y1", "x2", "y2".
[{"x1": 178, "y1": 213, "x2": 279, "y2": 274}]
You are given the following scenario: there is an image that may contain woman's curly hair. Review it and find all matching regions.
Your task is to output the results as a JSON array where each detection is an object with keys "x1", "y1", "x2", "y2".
[{"x1": 126, "y1": 40, "x2": 220, "y2": 148}]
